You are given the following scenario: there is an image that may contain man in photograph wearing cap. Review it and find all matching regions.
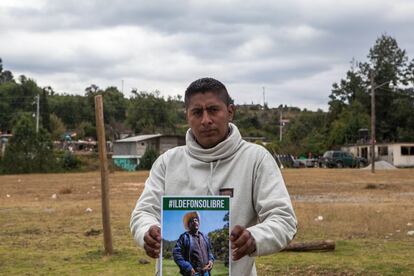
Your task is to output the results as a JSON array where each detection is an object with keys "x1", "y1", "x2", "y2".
[
  {"x1": 130, "y1": 77, "x2": 297, "y2": 275},
  {"x1": 173, "y1": 212, "x2": 214, "y2": 276}
]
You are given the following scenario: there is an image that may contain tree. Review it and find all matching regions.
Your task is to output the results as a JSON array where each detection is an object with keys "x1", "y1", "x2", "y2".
[
  {"x1": 40, "y1": 88, "x2": 51, "y2": 132},
  {"x1": 136, "y1": 147, "x2": 158, "y2": 170},
  {"x1": 208, "y1": 212, "x2": 230, "y2": 267},
  {"x1": 127, "y1": 91, "x2": 178, "y2": 134},
  {"x1": 1, "y1": 114, "x2": 56, "y2": 173},
  {"x1": 361, "y1": 34, "x2": 411, "y2": 141},
  {"x1": 328, "y1": 34, "x2": 414, "y2": 143},
  {"x1": 49, "y1": 94, "x2": 89, "y2": 129},
  {"x1": 0, "y1": 70, "x2": 14, "y2": 83},
  {"x1": 75, "y1": 121, "x2": 95, "y2": 139},
  {"x1": 328, "y1": 68, "x2": 369, "y2": 123},
  {"x1": 283, "y1": 110, "x2": 328, "y2": 156},
  {"x1": 327, "y1": 101, "x2": 370, "y2": 146},
  {"x1": 0, "y1": 58, "x2": 14, "y2": 84},
  {"x1": 0, "y1": 74, "x2": 41, "y2": 131},
  {"x1": 49, "y1": 114, "x2": 66, "y2": 140}
]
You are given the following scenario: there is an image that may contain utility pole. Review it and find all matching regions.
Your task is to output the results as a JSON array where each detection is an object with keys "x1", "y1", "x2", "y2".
[
  {"x1": 369, "y1": 72, "x2": 391, "y2": 174},
  {"x1": 121, "y1": 79, "x2": 124, "y2": 94},
  {"x1": 370, "y1": 72, "x2": 376, "y2": 173},
  {"x1": 36, "y1": 95, "x2": 40, "y2": 133},
  {"x1": 279, "y1": 107, "x2": 283, "y2": 142},
  {"x1": 262, "y1": 87, "x2": 266, "y2": 108}
]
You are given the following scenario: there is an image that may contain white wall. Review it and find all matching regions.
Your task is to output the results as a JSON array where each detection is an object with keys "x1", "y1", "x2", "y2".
[{"x1": 391, "y1": 144, "x2": 414, "y2": 167}]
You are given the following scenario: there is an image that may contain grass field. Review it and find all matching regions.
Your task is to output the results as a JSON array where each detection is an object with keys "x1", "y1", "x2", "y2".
[
  {"x1": 162, "y1": 259, "x2": 228, "y2": 276},
  {"x1": 1, "y1": 168, "x2": 413, "y2": 275}
]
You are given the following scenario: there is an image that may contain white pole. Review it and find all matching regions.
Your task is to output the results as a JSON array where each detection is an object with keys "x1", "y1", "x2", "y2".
[
  {"x1": 279, "y1": 107, "x2": 283, "y2": 142},
  {"x1": 36, "y1": 95, "x2": 40, "y2": 133}
]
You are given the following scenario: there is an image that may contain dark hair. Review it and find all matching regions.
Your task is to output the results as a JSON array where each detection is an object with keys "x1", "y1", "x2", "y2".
[{"x1": 184, "y1": 77, "x2": 232, "y2": 108}]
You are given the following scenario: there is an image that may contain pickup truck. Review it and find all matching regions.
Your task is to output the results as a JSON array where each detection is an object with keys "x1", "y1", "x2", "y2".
[{"x1": 318, "y1": 150, "x2": 367, "y2": 168}]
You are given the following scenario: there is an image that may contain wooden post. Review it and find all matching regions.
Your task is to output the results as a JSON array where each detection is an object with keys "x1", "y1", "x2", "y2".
[
  {"x1": 371, "y1": 71, "x2": 376, "y2": 173},
  {"x1": 95, "y1": 95, "x2": 113, "y2": 255}
]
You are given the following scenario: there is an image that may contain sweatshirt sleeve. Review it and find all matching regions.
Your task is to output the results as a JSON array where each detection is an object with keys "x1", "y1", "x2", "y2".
[
  {"x1": 247, "y1": 151, "x2": 297, "y2": 256},
  {"x1": 130, "y1": 154, "x2": 166, "y2": 248}
]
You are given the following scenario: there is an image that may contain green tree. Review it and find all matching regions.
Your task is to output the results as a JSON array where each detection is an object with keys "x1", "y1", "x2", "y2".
[
  {"x1": 328, "y1": 34, "x2": 414, "y2": 143},
  {"x1": 0, "y1": 58, "x2": 15, "y2": 84},
  {"x1": 328, "y1": 101, "x2": 370, "y2": 146},
  {"x1": 0, "y1": 74, "x2": 41, "y2": 131},
  {"x1": 136, "y1": 147, "x2": 158, "y2": 170},
  {"x1": 75, "y1": 121, "x2": 96, "y2": 139},
  {"x1": 49, "y1": 94, "x2": 90, "y2": 129},
  {"x1": 40, "y1": 87, "x2": 51, "y2": 132},
  {"x1": 208, "y1": 212, "x2": 230, "y2": 267},
  {"x1": 49, "y1": 114, "x2": 66, "y2": 140},
  {"x1": 1, "y1": 114, "x2": 56, "y2": 173},
  {"x1": 127, "y1": 91, "x2": 178, "y2": 134},
  {"x1": 361, "y1": 34, "x2": 410, "y2": 141},
  {"x1": 328, "y1": 67, "x2": 368, "y2": 124},
  {"x1": 283, "y1": 110, "x2": 328, "y2": 156}
]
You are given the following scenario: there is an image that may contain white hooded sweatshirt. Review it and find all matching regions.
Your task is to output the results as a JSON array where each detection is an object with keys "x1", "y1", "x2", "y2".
[{"x1": 130, "y1": 123, "x2": 297, "y2": 275}]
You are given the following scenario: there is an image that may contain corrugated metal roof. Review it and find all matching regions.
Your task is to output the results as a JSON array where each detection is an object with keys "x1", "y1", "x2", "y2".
[
  {"x1": 112, "y1": 155, "x2": 141, "y2": 158},
  {"x1": 115, "y1": 134, "x2": 162, "y2": 143}
]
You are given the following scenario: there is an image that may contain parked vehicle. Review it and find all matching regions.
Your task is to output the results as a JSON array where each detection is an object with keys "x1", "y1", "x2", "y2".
[
  {"x1": 318, "y1": 150, "x2": 367, "y2": 168},
  {"x1": 295, "y1": 157, "x2": 318, "y2": 168}
]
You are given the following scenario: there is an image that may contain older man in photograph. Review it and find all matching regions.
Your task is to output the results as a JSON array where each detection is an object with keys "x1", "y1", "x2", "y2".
[{"x1": 173, "y1": 212, "x2": 214, "y2": 276}]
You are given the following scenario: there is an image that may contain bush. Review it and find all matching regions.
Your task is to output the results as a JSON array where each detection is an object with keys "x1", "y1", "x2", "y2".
[
  {"x1": 137, "y1": 147, "x2": 158, "y2": 170},
  {"x1": 62, "y1": 151, "x2": 81, "y2": 170},
  {"x1": 1, "y1": 114, "x2": 58, "y2": 174}
]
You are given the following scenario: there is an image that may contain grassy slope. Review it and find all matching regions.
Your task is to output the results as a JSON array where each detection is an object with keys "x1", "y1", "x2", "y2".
[{"x1": 0, "y1": 169, "x2": 413, "y2": 275}]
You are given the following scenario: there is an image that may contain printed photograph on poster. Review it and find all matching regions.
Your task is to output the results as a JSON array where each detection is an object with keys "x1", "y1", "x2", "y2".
[{"x1": 161, "y1": 196, "x2": 230, "y2": 276}]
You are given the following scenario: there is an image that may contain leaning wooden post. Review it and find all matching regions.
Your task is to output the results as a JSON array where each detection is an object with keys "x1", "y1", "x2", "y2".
[{"x1": 95, "y1": 95, "x2": 113, "y2": 255}]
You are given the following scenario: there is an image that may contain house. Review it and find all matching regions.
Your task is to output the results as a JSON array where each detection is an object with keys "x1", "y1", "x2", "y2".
[
  {"x1": 341, "y1": 142, "x2": 414, "y2": 168},
  {"x1": 112, "y1": 134, "x2": 185, "y2": 171},
  {"x1": 0, "y1": 133, "x2": 12, "y2": 156}
]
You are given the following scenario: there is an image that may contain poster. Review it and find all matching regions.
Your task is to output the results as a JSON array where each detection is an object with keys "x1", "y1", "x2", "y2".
[{"x1": 161, "y1": 196, "x2": 230, "y2": 276}]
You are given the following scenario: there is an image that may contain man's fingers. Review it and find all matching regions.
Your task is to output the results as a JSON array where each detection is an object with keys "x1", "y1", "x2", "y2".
[
  {"x1": 231, "y1": 229, "x2": 250, "y2": 249},
  {"x1": 144, "y1": 232, "x2": 160, "y2": 248},
  {"x1": 208, "y1": 261, "x2": 214, "y2": 269},
  {"x1": 143, "y1": 225, "x2": 161, "y2": 258},
  {"x1": 149, "y1": 225, "x2": 161, "y2": 242},
  {"x1": 144, "y1": 243, "x2": 160, "y2": 258},
  {"x1": 232, "y1": 237, "x2": 253, "y2": 260},
  {"x1": 230, "y1": 225, "x2": 244, "y2": 241}
]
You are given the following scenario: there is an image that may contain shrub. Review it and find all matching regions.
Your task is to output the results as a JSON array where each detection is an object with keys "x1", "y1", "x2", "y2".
[
  {"x1": 1, "y1": 114, "x2": 57, "y2": 174},
  {"x1": 137, "y1": 147, "x2": 158, "y2": 170},
  {"x1": 62, "y1": 151, "x2": 81, "y2": 170}
]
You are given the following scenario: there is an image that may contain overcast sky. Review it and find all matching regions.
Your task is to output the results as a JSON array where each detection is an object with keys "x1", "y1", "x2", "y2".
[{"x1": 1, "y1": 0, "x2": 414, "y2": 110}]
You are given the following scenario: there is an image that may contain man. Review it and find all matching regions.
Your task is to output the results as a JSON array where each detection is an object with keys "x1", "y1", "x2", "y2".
[
  {"x1": 173, "y1": 212, "x2": 214, "y2": 276},
  {"x1": 130, "y1": 77, "x2": 297, "y2": 275}
]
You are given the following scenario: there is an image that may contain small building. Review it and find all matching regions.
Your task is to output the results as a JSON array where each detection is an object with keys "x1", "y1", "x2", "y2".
[
  {"x1": 112, "y1": 134, "x2": 185, "y2": 171},
  {"x1": 341, "y1": 142, "x2": 414, "y2": 168},
  {"x1": 0, "y1": 133, "x2": 13, "y2": 156}
]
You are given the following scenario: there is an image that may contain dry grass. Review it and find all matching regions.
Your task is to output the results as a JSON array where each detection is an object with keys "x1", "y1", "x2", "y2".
[
  {"x1": 282, "y1": 169, "x2": 414, "y2": 241},
  {"x1": 1, "y1": 168, "x2": 413, "y2": 275}
]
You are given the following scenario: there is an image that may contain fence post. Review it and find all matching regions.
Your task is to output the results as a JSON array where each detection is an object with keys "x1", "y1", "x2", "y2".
[{"x1": 95, "y1": 95, "x2": 113, "y2": 255}]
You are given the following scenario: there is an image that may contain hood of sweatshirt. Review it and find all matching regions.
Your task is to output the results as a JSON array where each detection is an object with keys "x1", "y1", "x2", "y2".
[{"x1": 186, "y1": 123, "x2": 244, "y2": 163}]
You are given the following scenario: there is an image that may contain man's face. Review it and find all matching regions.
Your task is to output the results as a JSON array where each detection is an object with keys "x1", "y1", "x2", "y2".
[
  {"x1": 186, "y1": 92, "x2": 234, "y2": 149},
  {"x1": 189, "y1": 217, "x2": 200, "y2": 232}
]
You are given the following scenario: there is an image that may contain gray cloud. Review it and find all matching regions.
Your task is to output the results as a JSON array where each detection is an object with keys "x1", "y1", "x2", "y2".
[{"x1": 1, "y1": 0, "x2": 414, "y2": 110}]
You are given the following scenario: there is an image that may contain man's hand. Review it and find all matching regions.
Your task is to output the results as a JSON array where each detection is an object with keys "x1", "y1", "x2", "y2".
[
  {"x1": 230, "y1": 225, "x2": 257, "y2": 261},
  {"x1": 143, "y1": 225, "x2": 161, "y2": 258},
  {"x1": 191, "y1": 268, "x2": 196, "y2": 276},
  {"x1": 204, "y1": 260, "x2": 213, "y2": 271}
]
